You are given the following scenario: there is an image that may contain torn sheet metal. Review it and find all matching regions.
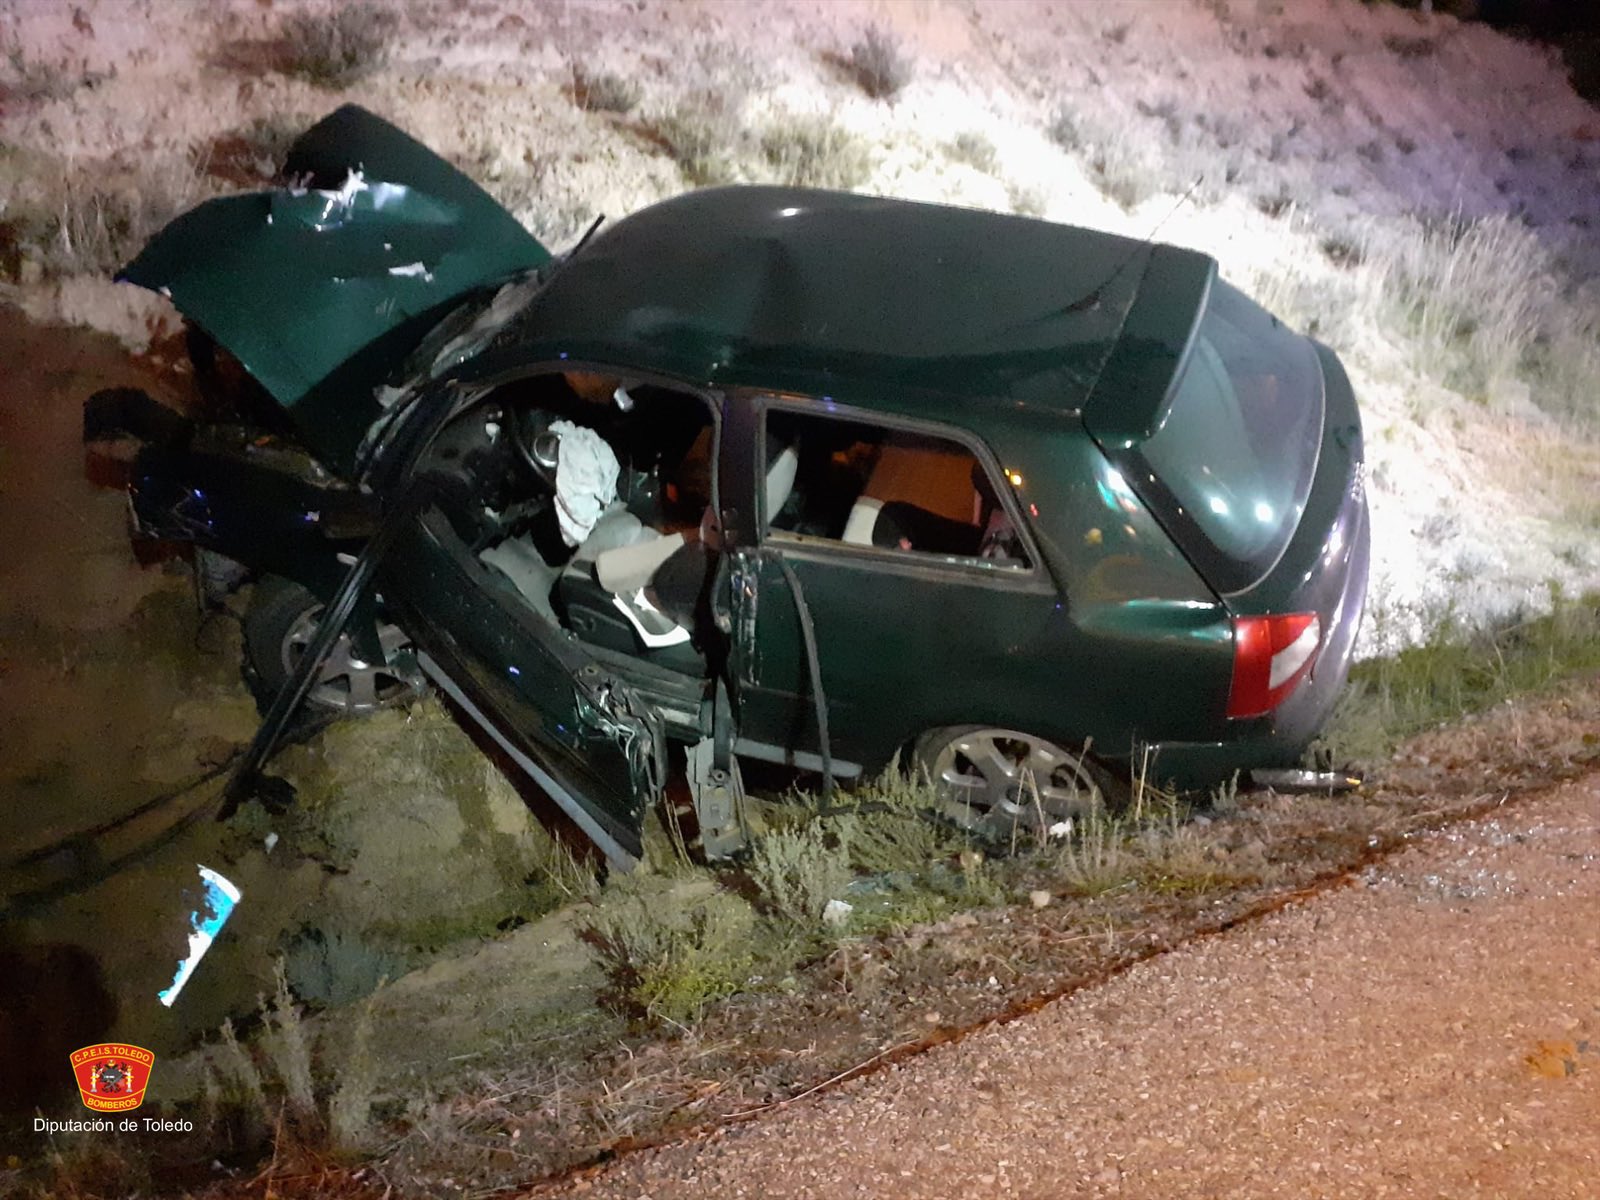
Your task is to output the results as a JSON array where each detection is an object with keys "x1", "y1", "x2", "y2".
[
  {"x1": 157, "y1": 865, "x2": 241, "y2": 1008},
  {"x1": 116, "y1": 105, "x2": 550, "y2": 475}
]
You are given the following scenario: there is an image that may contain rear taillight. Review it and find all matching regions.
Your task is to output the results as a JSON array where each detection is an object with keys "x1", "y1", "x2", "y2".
[{"x1": 1227, "y1": 612, "x2": 1321, "y2": 719}]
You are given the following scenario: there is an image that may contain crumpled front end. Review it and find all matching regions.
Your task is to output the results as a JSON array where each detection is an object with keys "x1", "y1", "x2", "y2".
[{"x1": 118, "y1": 105, "x2": 550, "y2": 475}]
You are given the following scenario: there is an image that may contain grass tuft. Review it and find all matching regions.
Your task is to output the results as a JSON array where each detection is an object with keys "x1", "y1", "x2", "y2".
[
  {"x1": 570, "y1": 64, "x2": 642, "y2": 114},
  {"x1": 278, "y1": 1, "x2": 398, "y2": 89},
  {"x1": 1322, "y1": 587, "x2": 1600, "y2": 765},
  {"x1": 326, "y1": 983, "x2": 384, "y2": 1154},
  {"x1": 261, "y1": 960, "x2": 318, "y2": 1130},
  {"x1": 1362, "y1": 212, "x2": 1550, "y2": 399},
  {"x1": 647, "y1": 89, "x2": 747, "y2": 185},
  {"x1": 748, "y1": 820, "x2": 854, "y2": 928},
  {"x1": 760, "y1": 114, "x2": 873, "y2": 190},
  {"x1": 947, "y1": 130, "x2": 999, "y2": 173},
  {"x1": 847, "y1": 25, "x2": 912, "y2": 100},
  {"x1": 585, "y1": 888, "x2": 755, "y2": 1025}
]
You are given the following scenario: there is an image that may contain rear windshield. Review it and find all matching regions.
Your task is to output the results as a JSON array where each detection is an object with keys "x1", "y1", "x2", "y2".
[{"x1": 1136, "y1": 280, "x2": 1323, "y2": 594}]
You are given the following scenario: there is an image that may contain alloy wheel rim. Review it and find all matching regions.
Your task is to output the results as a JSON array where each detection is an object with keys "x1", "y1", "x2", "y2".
[
  {"x1": 281, "y1": 610, "x2": 422, "y2": 714},
  {"x1": 931, "y1": 728, "x2": 1100, "y2": 831}
]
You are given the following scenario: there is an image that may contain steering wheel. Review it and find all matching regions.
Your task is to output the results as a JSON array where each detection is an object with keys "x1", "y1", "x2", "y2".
[{"x1": 509, "y1": 404, "x2": 561, "y2": 492}]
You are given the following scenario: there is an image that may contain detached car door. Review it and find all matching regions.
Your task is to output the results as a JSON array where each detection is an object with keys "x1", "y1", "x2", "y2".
[{"x1": 726, "y1": 395, "x2": 1063, "y2": 775}]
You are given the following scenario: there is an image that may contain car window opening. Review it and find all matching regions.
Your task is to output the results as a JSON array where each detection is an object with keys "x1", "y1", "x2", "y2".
[
  {"x1": 422, "y1": 370, "x2": 721, "y2": 663},
  {"x1": 764, "y1": 407, "x2": 1032, "y2": 570}
]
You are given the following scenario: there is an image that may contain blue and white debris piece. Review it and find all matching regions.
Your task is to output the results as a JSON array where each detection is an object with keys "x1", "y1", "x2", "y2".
[{"x1": 158, "y1": 865, "x2": 241, "y2": 1007}]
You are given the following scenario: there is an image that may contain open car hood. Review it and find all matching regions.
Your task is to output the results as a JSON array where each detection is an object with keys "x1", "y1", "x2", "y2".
[{"x1": 119, "y1": 105, "x2": 550, "y2": 474}]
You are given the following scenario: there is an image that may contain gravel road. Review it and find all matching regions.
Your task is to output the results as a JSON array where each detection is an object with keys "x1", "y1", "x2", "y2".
[{"x1": 567, "y1": 776, "x2": 1600, "y2": 1199}]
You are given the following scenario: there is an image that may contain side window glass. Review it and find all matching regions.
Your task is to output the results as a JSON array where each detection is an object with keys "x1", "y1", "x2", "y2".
[{"x1": 763, "y1": 408, "x2": 1031, "y2": 569}]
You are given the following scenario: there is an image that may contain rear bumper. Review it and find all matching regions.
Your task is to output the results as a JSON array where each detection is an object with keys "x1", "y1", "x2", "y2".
[{"x1": 1151, "y1": 494, "x2": 1370, "y2": 790}]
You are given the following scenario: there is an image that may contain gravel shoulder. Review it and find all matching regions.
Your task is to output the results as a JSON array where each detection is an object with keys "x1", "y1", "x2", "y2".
[{"x1": 570, "y1": 776, "x2": 1600, "y2": 1200}]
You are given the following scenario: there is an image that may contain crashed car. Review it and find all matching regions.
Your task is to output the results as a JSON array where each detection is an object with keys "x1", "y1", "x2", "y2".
[{"x1": 89, "y1": 105, "x2": 1370, "y2": 868}]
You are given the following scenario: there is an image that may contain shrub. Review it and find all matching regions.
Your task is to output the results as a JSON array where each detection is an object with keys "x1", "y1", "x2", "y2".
[
  {"x1": 585, "y1": 890, "x2": 755, "y2": 1025},
  {"x1": 648, "y1": 89, "x2": 747, "y2": 185},
  {"x1": 948, "y1": 130, "x2": 998, "y2": 173},
  {"x1": 748, "y1": 821, "x2": 854, "y2": 928},
  {"x1": 278, "y1": 2, "x2": 399, "y2": 89},
  {"x1": 1047, "y1": 106, "x2": 1081, "y2": 151},
  {"x1": 571, "y1": 64, "x2": 642, "y2": 114},
  {"x1": 847, "y1": 25, "x2": 912, "y2": 100},
  {"x1": 760, "y1": 115, "x2": 872, "y2": 190},
  {"x1": 283, "y1": 924, "x2": 405, "y2": 1008}
]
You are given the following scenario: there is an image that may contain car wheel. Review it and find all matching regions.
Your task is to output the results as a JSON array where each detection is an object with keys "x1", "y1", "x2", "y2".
[
  {"x1": 242, "y1": 576, "x2": 424, "y2": 716},
  {"x1": 914, "y1": 725, "x2": 1117, "y2": 839}
]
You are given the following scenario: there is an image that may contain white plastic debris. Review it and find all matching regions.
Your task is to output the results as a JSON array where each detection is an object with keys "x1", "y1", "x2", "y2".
[
  {"x1": 264, "y1": 832, "x2": 279, "y2": 854},
  {"x1": 1048, "y1": 819, "x2": 1074, "y2": 841},
  {"x1": 550, "y1": 420, "x2": 619, "y2": 546},
  {"x1": 158, "y1": 866, "x2": 241, "y2": 1007},
  {"x1": 1029, "y1": 889, "x2": 1053, "y2": 909},
  {"x1": 822, "y1": 899, "x2": 853, "y2": 927}
]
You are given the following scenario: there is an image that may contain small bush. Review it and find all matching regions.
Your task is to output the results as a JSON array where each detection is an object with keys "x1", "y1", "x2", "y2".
[
  {"x1": 947, "y1": 130, "x2": 998, "y2": 173},
  {"x1": 1091, "y1": 140, "x2": 1163, "y2": 210},
  {"x1": 847, "y1": 25, "x2": 912, "y2": 100},
  {"x1": 748, "y1": 821, "x2": 854, "y2": 928},
  {"x1": 1047, "y1": 106, "x2": 1081, "y2": 151},
  {"x1": 1056, "y1": 814, "x2": 1134, "y2": 896},
  {"x1": 3, "y1": 39, "x2": 97, "y2": 104},
  {"x1": 571, "y1": 64, "x2": 642, "y2": 114},
  {"x1": 760, "y1": 115, "x2": 872, "y2": 190},
  {"x1": 1008, "y1": 184, "x2": 1048, "y2": 218},
  {"x1": 648, "y1": 89, "x2": 747, "y2": 185},
  {"x1": 279, "y1": 2, "x2": 399, "y2": 89},
  {"x1": 585, "y1": 890, "x2": 755, "y2": 1025},
  {"x1": 283, "y1": 924, "x2": 405, "y2": 1009}
]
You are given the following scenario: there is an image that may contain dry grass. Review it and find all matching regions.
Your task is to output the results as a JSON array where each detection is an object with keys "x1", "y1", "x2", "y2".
[
  {"x1": 277, "y1": 2, "x2": 399, "y2": 89},
  {"x1": 1361, "y1": 212, "x2": 1552, "y2": 399},
  {"x1": 647, "y1": 89, "x2": 748, "y2": 185},
  {"x1": 1, "y1": 154, "x2": 213, "y2": 279},
  {"x1": 760, "y1": 114, "x2": 873, "y2": 190},
  {"x1": 846, "y1": 25, "x2": 912, "y2": 100},
  {"x1": 947, "y1": 130, "x2": 999, "y2": 173},
  {"x1": 570, "y1": 64, "x2": 643, "y2": 114}
]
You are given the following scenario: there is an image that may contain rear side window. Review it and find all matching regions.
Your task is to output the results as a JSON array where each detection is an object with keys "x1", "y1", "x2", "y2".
[
  {"x1": 1137, "y1": 281, "x2": 1323, "y2": 592},
  {"x1": 762, "y1": 407, "x2": 1032, "y2": 570}
]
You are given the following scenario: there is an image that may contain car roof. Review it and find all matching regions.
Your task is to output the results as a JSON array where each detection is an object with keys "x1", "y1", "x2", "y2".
[{"x1": 492, "y1": 187, "x2": 1215, "y2": 423}]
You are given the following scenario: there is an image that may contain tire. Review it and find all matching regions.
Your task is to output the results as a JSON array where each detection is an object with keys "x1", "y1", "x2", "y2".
[
  {"x1": 242, "y1": 576, "x2": 424, "y2": 716},
  {"x1": 913, "y1": 725, "x2": 1123, "y2": 841}
]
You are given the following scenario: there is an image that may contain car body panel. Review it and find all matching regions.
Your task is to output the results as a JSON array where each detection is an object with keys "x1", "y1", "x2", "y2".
[
  {"x1": 474, "y1": 186, "x2": 1207, "y2": 417},
  {"x1": 118, "y1": 106, "x2": 550, "y2": 474},
  {"x1": 381, "y1": 507, "x2": 657, "y2": 863}
]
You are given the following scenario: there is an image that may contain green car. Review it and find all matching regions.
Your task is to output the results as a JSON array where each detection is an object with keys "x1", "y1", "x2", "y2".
[{"x1": 93, "y1": 106, "x2": 1369, "y2": 867}]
